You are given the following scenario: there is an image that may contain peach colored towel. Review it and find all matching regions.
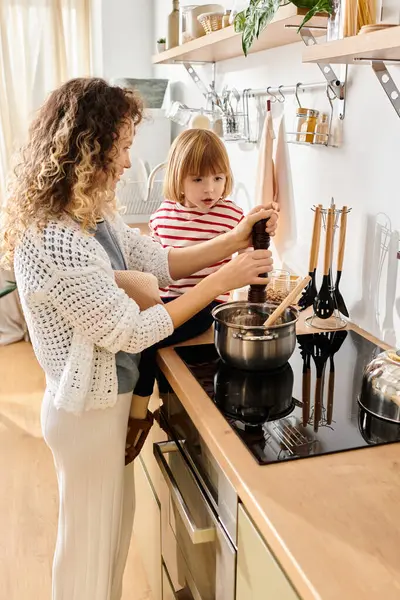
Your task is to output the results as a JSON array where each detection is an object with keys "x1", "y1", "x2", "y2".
[{"x1": 114, "y1": 270, "x2": 162, "y2": 310}]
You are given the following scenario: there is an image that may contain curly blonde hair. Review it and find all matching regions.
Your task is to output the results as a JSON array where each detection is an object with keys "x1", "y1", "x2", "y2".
[
  {"x1": 163, "y1": 129, "x2": 233, "y2": 204},
  {"x1": 0, "y1": 77, "x2": 143, "y2": 268}
]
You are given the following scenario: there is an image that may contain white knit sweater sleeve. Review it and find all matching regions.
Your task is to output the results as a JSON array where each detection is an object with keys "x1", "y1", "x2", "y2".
[
  {"x1": 38, "y1": 225, "x2": 174, "y2": 354},
  {"x1": 113, "y1": 214, "x2": 174, "y2": 287}
]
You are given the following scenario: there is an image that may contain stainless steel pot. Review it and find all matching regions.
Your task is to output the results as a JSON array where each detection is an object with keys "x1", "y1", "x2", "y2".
[
  {"x1": 358, "y1": 406, "x2": 400, "y2": 445},
  {"x1": 212, "y1": 301, "x2": 299, "y2": 371},
  {"x1": 358, "y1": 349, "x2": 400, "y2": 423}
]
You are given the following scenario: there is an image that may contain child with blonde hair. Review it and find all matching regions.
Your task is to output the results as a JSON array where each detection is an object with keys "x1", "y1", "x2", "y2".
[{"x1": 127, "y1": 129, "x2": 278, "y2": 460}]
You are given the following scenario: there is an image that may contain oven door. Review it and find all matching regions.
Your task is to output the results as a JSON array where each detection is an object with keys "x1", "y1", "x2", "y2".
[{"x1": 154, "y1": 441, "x2": 236, "y2": 600}]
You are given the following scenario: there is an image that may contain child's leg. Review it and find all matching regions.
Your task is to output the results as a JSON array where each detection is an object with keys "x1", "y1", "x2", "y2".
[
  {"x1": 126, "y1": 300, "x2": 217, "y2": 461},
  {"x1": 41, "y1": 391, "x2": 132, "y2": 600}
]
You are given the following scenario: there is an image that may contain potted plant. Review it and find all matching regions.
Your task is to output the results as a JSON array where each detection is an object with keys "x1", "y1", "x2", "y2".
[
  {"x1": 157, "y1": 37, "x2": 167, "y2": 53},
  {"x1": 234, "y1": 0, "x2": 333, "y2": 56}
]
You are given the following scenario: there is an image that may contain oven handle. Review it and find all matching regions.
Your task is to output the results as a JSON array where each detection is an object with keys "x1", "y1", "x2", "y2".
[{"x1": 154, "y1": 441, "x2": 216, "y2": 545}]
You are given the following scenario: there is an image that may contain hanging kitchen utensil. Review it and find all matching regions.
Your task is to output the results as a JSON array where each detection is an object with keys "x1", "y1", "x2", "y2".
[
  {"x1": 326, "y1": 330, "x2": 348, "y2": 424},
  {"x1": 247, "y1": 219, "x2": 271, "y2": 304},
  {"x1": 299, "y1": 204, "x2": 323, "y2": 310},
  {"x1": 382, "y1": 230, "x2": 399, "y2": 346},
  {"x1": 333, "y1": 206, "x2": 349, "y2": 317},
  {"x1": 313, "y1": 207, "x2": 335, "y2": 319},
  {"x1": 263, "y1": 276, "x2": 311, "y2": 327}
]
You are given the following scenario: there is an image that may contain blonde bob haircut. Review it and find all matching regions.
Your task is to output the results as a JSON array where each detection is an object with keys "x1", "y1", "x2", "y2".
[{"x1": 163, "y1": 129, "x2": 233, "y2": 204}]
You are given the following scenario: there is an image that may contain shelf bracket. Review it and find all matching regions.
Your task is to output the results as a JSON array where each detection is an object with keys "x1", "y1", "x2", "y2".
[
  {"x1": 354, "y1": 59, "x2": 400, "y2": 118},
  {"x1": 183, "y1": 62, "x2": 215, "y2": 99},
  {"x1": 299, "y1": 28, "x2": 347, "y2": 119}
]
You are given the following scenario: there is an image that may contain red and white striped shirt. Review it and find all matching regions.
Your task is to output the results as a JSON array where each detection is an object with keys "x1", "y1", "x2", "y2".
[{"x1": 150, "y1": 198, "x2": 244, "y2": 302}]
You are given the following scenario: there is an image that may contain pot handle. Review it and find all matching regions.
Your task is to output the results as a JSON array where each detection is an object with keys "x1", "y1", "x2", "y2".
[{"x1": 233, "y1": 332, "x2": 278, "y2": 341}]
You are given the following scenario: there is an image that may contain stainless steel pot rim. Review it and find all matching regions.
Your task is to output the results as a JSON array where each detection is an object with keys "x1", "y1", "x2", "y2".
[
  {"x1": 357, "y1": 396, "x2": 400, "y2": 424},
  {"x1": 212, "y1": 301, "x2": 299, "y2": 331}
]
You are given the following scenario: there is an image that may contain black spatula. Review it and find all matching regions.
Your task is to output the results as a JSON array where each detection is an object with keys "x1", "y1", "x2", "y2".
[
  {"x1": 299, "y1": 204, "x2": 322, "y2": 311},
  {"x1": 333, "y1": 207, "x2": 349, "y2": 317},
  {"x1": 313, "y1": 207, "x2": 335, "y2": 319}
]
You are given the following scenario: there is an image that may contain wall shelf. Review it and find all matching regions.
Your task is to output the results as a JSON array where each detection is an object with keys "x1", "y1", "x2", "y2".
[
  {"x1": 303, "y1": 25, "x2": 400, "y2": 64},
  {"x1": 153, "y1": 6, "x2": 327, "y2": 65},
  {"x1": 303, "y1": 26, "x2": 400, "y2": 118}
]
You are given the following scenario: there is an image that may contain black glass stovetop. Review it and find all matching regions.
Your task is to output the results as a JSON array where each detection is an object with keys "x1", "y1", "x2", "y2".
[{"x1": 174, "y1": 330, "x2": 400, "y2": 465}]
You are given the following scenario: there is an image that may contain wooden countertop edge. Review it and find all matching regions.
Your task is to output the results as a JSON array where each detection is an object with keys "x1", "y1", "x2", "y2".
[{"x1": 156, "y1": 317, "x2": 393, "y2": 600}]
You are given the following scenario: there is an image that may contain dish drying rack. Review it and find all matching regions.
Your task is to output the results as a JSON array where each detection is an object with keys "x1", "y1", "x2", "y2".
[{"x1": 117, "y1": 176, "x2": 165, "y2": 222}]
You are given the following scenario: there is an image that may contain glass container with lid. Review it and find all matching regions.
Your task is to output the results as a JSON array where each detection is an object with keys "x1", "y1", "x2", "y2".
[{"x1": 359, "y1": 349, "x2": 400, "y2": 423}]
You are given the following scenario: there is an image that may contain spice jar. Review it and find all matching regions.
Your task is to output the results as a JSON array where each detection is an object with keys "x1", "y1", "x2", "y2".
[
  {"x1": 299, "y1": 109, "x2": 319, "y2": 144},
  {"x1": 315, "y1": 113, "x2": 330, "y2": 145},
  {"x1": 295, "y1": 107, "x2": 308, "y2": 142},
  {"x1": 222, "y1": 9, "x2": 231, "y2": 27}
]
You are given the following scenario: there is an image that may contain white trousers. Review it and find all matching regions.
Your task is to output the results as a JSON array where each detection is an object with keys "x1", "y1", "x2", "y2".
[{"x1": 41, "y1": 392, "x2": 135, "y2": 600}]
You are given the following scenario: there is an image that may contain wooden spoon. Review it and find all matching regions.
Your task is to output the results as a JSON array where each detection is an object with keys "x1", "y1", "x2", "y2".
[{"x1": 263, "y1": 276, "x2": 311, "y2": 327}]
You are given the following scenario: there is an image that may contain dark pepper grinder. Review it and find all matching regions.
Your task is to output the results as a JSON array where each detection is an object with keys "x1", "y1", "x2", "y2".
[{"x1": 248, "y1": 219, "x2": 270, "y2": 303}]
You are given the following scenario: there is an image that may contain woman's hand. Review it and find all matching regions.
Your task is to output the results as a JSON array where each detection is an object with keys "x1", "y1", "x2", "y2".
[
  {"x1": 230, "y1": 203, "x2": 279, "y2": 251},
  {"x1": 215, "y1": 249, "x2": 273, "y2": 294}
]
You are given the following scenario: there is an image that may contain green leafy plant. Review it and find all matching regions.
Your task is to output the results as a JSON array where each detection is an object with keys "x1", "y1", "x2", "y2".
[
  {"x1": 157, "y1": 37, "x2": 166, "y2": 44},
  {"x1": 234, "y1": 0, "x2": 332, "y2": 56},
  {"x1": 0, "y1": 280, "x2": 17, "y2": 298}
]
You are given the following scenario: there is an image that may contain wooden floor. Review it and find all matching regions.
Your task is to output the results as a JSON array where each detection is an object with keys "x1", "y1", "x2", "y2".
[{"x1": 0, "y1": 341, "x2": 152, "y2": 600}]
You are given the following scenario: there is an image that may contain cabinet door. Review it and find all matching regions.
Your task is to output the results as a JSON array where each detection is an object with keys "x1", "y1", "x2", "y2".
[
  {"x1": 134, "y1": 457, "x2": 162, "y2": 600},
  {"x1": 162, "y1": 564, "x2": 176, "y2": 600},
  {"x1": 236, "y1": 505, "x2": 299, "y2": 600}
]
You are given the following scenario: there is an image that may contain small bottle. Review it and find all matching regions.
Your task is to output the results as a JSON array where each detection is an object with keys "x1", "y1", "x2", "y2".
[
  {"x1": 222, "y1": 9, "x2": 232, "y2": 27},
  {"x1": 167, "y1": 0, "x2": 180, "y2": 50},
  {"x1": 315, "y1": 113, "x2": 329, "y2": 145},
  {"x1": 299, "y1": 109, "x2": 319, "y2": 144},
  {"x1": 295, "y1": 107, "x2": 308, "y2": 142}
]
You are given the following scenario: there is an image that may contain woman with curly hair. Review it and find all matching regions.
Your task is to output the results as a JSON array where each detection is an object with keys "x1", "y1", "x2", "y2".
[{"x1": 0, "y1": 77, "x2": 278, "y2": 600}]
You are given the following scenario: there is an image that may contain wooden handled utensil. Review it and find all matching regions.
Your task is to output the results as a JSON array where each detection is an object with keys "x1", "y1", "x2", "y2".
[
  {"x1": 313, "y1": 207, "x2": 335, "y2": 319},
  {"x1": 333, "y1": 207, "x2": 349, "y2": 317},
  {"x1": 263, "y1": 276, "x2": 311, "y2": 327},
  {"x1": 298, "y1": 204, "x2": 322, "y2": 310}
]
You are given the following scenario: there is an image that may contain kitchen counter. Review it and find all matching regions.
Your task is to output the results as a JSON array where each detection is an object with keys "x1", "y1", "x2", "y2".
[{"x1": 157, "y1": 311, "x2": 400, "y2": 600}]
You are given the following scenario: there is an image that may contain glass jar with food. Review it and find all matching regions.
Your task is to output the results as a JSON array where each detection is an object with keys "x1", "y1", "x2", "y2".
[{"x1": 299, "y1": 109, "x2": 319, "y2": 144}]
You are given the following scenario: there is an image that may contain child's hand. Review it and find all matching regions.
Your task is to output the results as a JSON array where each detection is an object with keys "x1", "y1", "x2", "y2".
[
  {"x1": 216, "y1": 249, "x2": 273, "y2": 293},
  {"x1": 115, "y1": 270, "x2": 162, "y2": 310},
  {"x1": 231, "y1": 203, "x2": 279, "y2": 250}
]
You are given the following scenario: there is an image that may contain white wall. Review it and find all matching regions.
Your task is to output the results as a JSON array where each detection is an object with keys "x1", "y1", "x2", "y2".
[
  {"x1": 95, "y1": 0, "x2": 399, "y2": 345},
  {"x1": 153, "y1": 1, "x2": 400, "y2": 346},
  {"x1": 91, "y1": 0, "x2": 153, "y2": 79}
]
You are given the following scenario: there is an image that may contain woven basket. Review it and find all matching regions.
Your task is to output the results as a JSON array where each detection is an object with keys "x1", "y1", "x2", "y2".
[{"x1": 197, "y1": 12, "x2": 223, "y2": 34}]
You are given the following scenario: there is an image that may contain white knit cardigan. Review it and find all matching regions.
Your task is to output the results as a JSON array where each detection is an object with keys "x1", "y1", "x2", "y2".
[{"x1": 14, "y1": 212, "x2": 174, "y2": 414}]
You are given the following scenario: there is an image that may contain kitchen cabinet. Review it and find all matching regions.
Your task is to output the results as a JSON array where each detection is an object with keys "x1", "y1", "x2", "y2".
[
  {"x1": 236, "y1": 505, "x2": 299, "y2": 600},
  {"x1": 162, "y1": 564, "x2": 176, "y2": 600},
  {"x1": 133, "y1": 454, "x2": 162, "y2": 600},
  {"x1": 132, "y1": 392, "x2": 167, "y2": 600}
]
